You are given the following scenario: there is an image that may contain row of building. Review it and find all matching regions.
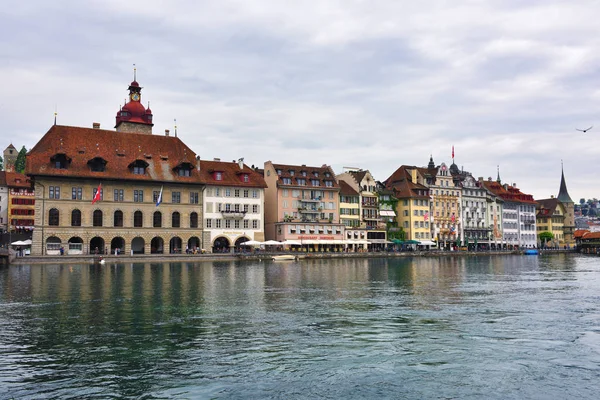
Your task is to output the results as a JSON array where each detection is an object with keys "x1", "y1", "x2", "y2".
[{"x1": 2, "y1": 77, "x2": 576, "y2": 255}]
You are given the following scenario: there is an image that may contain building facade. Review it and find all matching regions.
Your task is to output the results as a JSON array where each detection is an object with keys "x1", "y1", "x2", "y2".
[
  {"x1": 3, "y1": 144, "x2": 18, "y2": 172},
  {"x1": 6, "y1": 171, "x2": 35, "y2": 236},
  {"x1": 26, "y1": 78, "x2": 206, "y2": 255},
  {"x1": 200, "y1": 158, "x2": 266, "y2": 252},
  {"x1": 263, "y1": 161, "x2": 344, "y2": 249}
]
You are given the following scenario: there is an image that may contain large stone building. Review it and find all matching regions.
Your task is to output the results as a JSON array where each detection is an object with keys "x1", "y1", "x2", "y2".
[
  {"x1": 26, "y1": 77, "x2": 206, "y2": 255},
  {"x1": 3, "y1": 144, "x2": 18, "y2": 172},
  {"x1": 200, "y1": 158, "x2": 267, "y2": 252}
]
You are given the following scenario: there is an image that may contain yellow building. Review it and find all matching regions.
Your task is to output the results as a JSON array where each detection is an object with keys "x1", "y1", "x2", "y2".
[{"x1": 383, "y1": 165, "x2": 432, "y2": 241}]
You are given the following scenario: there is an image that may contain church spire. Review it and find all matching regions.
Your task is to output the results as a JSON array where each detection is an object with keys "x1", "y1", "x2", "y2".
[
  {"x1": 557, "y1": 161, "x2": 574, "y2": 203},
  {"x1": 428, "y1": 154, "x2": 435, "y2": 169},
  {"x1": 496, "y1": 165, "x2": 501, "y2": 183}
]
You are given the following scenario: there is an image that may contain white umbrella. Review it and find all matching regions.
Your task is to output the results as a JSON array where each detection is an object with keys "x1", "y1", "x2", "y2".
[
  {"x1": 263, "y1": 240, "x2": 282, "y2": 246},
  {"x1": 283, "y1": 240, "x2": 302, "y2": 246},
  {"x1": 11, "y1": 240, "x2": 27, "y2": 246},
  {"x1": 23, "y1": 239, "x2": 32, "y2": 245},
  {"x1": 240, "y1": 240, "x2": 262, "y2": 246}
]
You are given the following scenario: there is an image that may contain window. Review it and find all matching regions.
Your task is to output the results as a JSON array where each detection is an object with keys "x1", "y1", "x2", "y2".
[
  {"x1": 297, "y1": 178, "x2": 306, "y2": 186},
  {"x1": 243, "y1": 220, "x2": 249, "y2": 229},
  {"x1": 215, "y1": 172, "x2": 222, "y2": 181},
  {"x1": 225, "y1": 189, "x2": 231, "y2": 197},
  {"x1": 234, "y1": 189, "x2": 240, "y2": 197},
  {"x1": 133, "y1": 166, "x2": 145, "y2": 174},
  {"x1": 252, "y1": 220, "x2": 258, "y2": 229},
  {"x1": 325, "y1": 181, "x2": 333, "y2": 187},
  {"x1": 282, "y1": 178, "x2": 292, "y2": 184},
  {"x1": 190, "y1": 212, "x2": 198, "y2": 228},
  {"x1": 93, "y1": 210, "x2": 103, "y2": 227},
  {"x1": 234, "y1": 220, "x2": 240, "y2": 229},
  {"x1": 190, "y1": 192, "x2": 199, "y2": 204},
  {"x1": 252, "y1": 190, "x2": 259, "y2": 198},
  {"x1": 72, "y1": 187, "x2": 82, "y2": 200},
  {"x1": 133, "y1": 211, "x2": 143, "y2": 227},
  {"x1": 134, "y1": 190, "x2": 144, "y2": 202},
  {"x1": 114, "y1": 210, "x2": 123, "y2": 227},
  {"x1": 243, "y1": 174, "x2": 249, "y2": 182},
  {"x1": 71, "y1": 209, "x2": 81, "y2": 226},
  {"x1": 283, "y1": 189, "x2": 289, "y2": 197},
  {"x1": 172, "y1": 191, "x2": 181, "y2": 203},
  {"x1": 243, "y1": 189, "x2": 249, "y2": 198},
  {"x1": 49, "y1": 208, "x2": 59, "y2": 226},
  {"x1": 93, "y1": 187, "x2": 103, "y2": 202},
  {"x1": 225, "y1": 220, "x2": 231, "y2": 228},
  {"x1": 206, "y1": 219, "x2": 212, "y2": 228},
  {"x1": 153, "y1": 211, "x2": 162, "y2": 228},
  {"x1": 215, "y1": 219, "x2": 222, "y2": 228},
  {"x1": 49, "y1": 186, "x2": 60, "y2": 199},
  {"x1": 114, "y1": 189, "x2": 124, "y2": 202},
  {"x1": 172, "y1": 212, "x2": 180, "y2": 228},
  {"x1": 311, "y1": 179, "x2": 320, "y2": 186},
  {"x1": 252, "y1": 204, "x2": 259, "y2": 213}
]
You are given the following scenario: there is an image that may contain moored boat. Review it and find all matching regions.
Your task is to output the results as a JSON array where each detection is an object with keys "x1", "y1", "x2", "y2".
[
  {"x1": 272, "y1": 255, "x2": 297, "y2": 261},
  {"x1": 524, "y1": 249, "x2": 539, "y2": 255}
]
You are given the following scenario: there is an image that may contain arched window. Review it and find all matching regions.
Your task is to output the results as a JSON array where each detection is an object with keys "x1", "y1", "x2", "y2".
[
  {"x1": 190, "y1": 212, "x2": 198, "y2": 228},
  {"x1": 114, "y1": 210, "x2": 123, "y2": 227},
  {"x1": 93, "y1": 210, "x2": 103, "y2": 227},
  {"x1": 153, "y1": 211, "x2": 162, "y2": 228},
  {"x1": 134, "y1": 211, "x2": 143, "y2": 228},
  {"x1": 49, "y1": 208, "x2": 59, "y2": 226},
  {"x1": 172, "y1": 212, "x2": 180, "y2": 228},
  {"x1": 71, "y1": 209, "x2": 81, "y2": 227}
]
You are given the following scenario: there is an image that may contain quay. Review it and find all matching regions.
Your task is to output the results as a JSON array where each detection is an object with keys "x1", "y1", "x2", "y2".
[{"x1": 5, "y1": 249, "x2": 576, "y2": 266}]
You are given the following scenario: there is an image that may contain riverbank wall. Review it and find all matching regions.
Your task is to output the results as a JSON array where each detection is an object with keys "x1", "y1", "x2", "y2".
[{"x1": 6, "y1": 249, "x2": 576, "y2": 265}]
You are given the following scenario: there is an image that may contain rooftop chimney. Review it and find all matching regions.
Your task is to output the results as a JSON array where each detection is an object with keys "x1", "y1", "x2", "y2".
[
  {"x1": 93, "y1": 122, "x2": 100, "y2": 129},
  {"x1": 165, "y1": 129, "x2": 170, "y2": 136},
  {"x1": 196, "y1": 155, "x2": 201, "y2": 171},
  {"x1": 214, "y1": 157, "x2": 220, "y2": 161},
  {"x1": 238, "y1": 157, "x2": 244, "y2": 169}
]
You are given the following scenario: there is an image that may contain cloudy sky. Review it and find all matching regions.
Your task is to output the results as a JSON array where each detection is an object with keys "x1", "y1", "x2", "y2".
[{"x1": 2, "y1": 0, "x2": 599, "y2": 201}]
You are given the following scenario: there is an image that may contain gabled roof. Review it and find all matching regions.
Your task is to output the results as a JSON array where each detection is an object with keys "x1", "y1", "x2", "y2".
[
  {"x1": 581, "y1": 231, "x2": 600, "y2": 240},
  {"x1": 557, "y1": 167, "x2": 574, "y2": 203},
  {"x1": 271, "y1": 163, "x2": 339, "y2": 188},
  {"x1": 339, "y1": 180, "x2": 359, "y2": 196},
  {"x1": 574, "y1": 229, "x2": 589, "y2": 239},
  {"x1": 199, "y1": 160, "x2": 267, "y2": 188},
  {"x1": 4, "y1": 171, "x2": 32, "y2": 188},
  {"x1": 383, "y1": 165, "x2": 429, "y2": 199},
  {"x1": 26, "y1": 125, "x2": 200, "y2": 184},
  {"x1": 481, "y1": 180, "x2": 537, "y2": 204},
  {"x1": 536, "y1": 198, "x2": 559, "y2": 217},
  {"x1": 348, "y1": 170, "x2": 367, "y2": 185}
]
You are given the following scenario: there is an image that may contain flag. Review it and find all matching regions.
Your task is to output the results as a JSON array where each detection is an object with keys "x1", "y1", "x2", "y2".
[
  {"x1": 424, "y1": 212, "x2": 429, "y2": 221},
  {"x1": 91, "y1": 183, "x2": 102, "y2": 205},
  {"x1": 156, "y1": 186, "x2": 163, "y2": 207},
  {"x1": 451, "y1": 213, "x2": 456, "y2": 222},
  {"x1": 452, "y1": 145, "x2": 454, "y2": 159}
]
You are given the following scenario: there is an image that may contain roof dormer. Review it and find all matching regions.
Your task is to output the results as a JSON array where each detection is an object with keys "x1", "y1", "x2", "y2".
[{"x1": 87, "y1": 157, "x2": 107, "y2": 172}]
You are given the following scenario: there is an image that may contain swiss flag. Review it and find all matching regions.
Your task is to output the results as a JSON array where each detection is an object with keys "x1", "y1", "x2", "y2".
[{"x1": 91, "y1": 183, "x2": 102, "y2": 205}]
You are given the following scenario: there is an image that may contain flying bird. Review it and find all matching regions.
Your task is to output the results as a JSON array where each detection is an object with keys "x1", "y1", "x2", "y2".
[{"x1": 576, "y1": 125, "x2": 593, "y2": 133}]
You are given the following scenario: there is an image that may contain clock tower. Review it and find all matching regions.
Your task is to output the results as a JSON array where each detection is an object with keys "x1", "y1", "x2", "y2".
[{"x1": 115, "y1": 73, "x2": 154, "y2": 134}]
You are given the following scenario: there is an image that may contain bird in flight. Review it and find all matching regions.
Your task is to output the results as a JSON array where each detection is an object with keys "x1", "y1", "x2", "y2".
[{"x1": 576, "y1": 125, "x2": 593, "y2": 133}]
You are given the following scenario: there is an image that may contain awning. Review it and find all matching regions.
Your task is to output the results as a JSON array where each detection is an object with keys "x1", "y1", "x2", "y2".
[
  {"x1": 368, "y1": 239, "x2": 388, "y2": 244},
  {"x1": 379, "y1": 210, "x2": 396, "y2": 217},
  {"x1": 418, "y1": 240, "x2": 436, "y2": 246}
]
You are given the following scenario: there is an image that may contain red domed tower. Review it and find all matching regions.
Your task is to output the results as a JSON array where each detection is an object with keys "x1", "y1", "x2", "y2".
[{"x1": 115, "y1": 70, "x2": 154, "y2": 134}]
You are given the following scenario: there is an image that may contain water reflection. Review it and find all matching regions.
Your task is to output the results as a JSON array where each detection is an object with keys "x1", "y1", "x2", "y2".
[{"x1": 1, "y1": 255, "x2": 599, "y2": 399}]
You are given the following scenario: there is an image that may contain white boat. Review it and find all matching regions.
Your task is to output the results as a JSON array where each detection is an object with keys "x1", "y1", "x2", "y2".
[{"x1": 272, "y1": 255, "x2": 297, "y2": 261}]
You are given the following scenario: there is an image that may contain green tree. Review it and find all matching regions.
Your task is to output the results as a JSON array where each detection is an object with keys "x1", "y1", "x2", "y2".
[
  {"x1": 15, "y1": 146, "x2": 27, "y2": 173},
  {"x1": 0, "y1": 155, "x2": 3, "y2": 171},
  {"x1": 580, "y1": 198, "x2": 586, "y2": 205},
  {"x1": 538, "y1": 231, "x2": 554, "y2": 247}
]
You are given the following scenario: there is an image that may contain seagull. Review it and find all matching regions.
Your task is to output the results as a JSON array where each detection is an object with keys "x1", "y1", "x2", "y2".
[{"x1": 576, "y1": 125, "x2": 593, "y2": 133}]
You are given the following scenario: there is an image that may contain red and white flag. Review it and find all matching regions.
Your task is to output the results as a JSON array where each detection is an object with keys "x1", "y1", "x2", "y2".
[
  {"x1": 424, "y1": 212, "x2": 429, "y2": 221},
  {"x1": 451, "y1": 213, "x2": 456, "y2": 222},
  {"x1": 92, "y1": 183, "x2": 102, "y2": 205}
]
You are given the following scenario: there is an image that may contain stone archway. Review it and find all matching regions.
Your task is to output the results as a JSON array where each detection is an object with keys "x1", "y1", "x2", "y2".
[
  {"x1": 213, "y1": 236, "x2": 230, "y2": 253},
  {"x1": 45, "y1": 236, "x2": 62, "y2": 255},
  {"x1": 131, "y1": 237, "x2": 145, "y2": 254},
  {"x1": 169, "y1": 236, "x2": 183, "y2": 254},
  {"x1": 187, "y1": 236, "x2": 201, "y2": 253},
  {"x1": 234, "y1": 237, "x2": 250, "y2": 253},
  {"x1": 90, "y1": 237, "x2": 105, "y2": 254},
  {"x1": 111, "y1": 237, "x2": 125, "y2": 255},
  {"x1": 151, "y1": 237, "x2": 164, "y2": 254},
  {"x1": 67, "y1": 236, "x2": 84, "y2": 255}
]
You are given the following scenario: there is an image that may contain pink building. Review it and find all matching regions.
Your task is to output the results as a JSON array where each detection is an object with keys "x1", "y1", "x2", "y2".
[{"x1": 263, "y1": 161, "x2": 344, "y2": 249}]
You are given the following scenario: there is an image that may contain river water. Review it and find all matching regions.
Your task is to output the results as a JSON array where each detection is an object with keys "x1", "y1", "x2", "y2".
[{"x1": 0, "y1": 254, "x2": 599, "y2": 399}]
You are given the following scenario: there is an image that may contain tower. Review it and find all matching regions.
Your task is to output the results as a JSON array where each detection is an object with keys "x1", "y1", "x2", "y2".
[
  {"x1": 3, "y1": 144, "x2": 17, "y2": 172},
  {"x1": 114, "y1": 69, "x2": 154, "y2": 134},
  {"x1": 557, "y1": 164, "x2": 575, "y2": 245}
]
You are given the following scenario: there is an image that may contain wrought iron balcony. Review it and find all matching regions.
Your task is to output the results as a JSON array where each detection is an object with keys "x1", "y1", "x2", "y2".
[{"x1": 220, "y1": 210, "x2": 247, "y2": 219}]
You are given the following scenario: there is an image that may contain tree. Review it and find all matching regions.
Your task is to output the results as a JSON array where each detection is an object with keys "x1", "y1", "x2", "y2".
[
  {"x1": 538, "y1": 231, "x2": 554, "y2": 248},
  {"x1": 580, "y1": 198, "x2": 586, "y2": 205},
  {"x1": 0, "y1": 155, "x2": 3, "y2": 171},
  {"x1": 15, "y1": 146, "x2": 27, "y2": 173}
]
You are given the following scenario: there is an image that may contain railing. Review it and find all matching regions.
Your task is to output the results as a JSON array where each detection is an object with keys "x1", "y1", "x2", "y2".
[{"x1": 220, "y1": 210, "x2": 247, "y2": 219}]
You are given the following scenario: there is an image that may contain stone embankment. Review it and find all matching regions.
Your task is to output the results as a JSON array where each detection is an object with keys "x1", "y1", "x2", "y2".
[{"x1": 7, "y1": 249, "x2": 576, "y2": 265}]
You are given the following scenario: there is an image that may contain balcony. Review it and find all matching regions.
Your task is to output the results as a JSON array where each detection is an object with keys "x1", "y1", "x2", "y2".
[
  {"x1": 301, "y1": 196, "x2": 321, "y2": 202},
  {"x1": 299, "y1": 206, "x2": 321, "y2": 214},
  {"x1": 220, "y1": 210, "x2": 247, "y2": 219}
]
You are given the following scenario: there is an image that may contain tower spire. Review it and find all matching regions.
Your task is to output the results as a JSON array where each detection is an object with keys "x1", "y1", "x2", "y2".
[
  {"x1": 133, "y1": 63, "x2": 136, "y2": 81},
  {"x1": 496, "y1": 165, "x2": 501, "y2": 183},
  {"x1": 174, "y1": 118, "x2": 177, "y2": 137},
  {"x1": 54, "y1": 105, "x2": 57, "y2": 126},
  {"x1": 557, "y1": 161, "x2": 574, "y2": 203}
]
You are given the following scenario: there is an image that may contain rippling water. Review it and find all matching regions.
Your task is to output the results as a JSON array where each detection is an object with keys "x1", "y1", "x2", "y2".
[{"x1": 1, "y1": 254, "x2": 599, "y2": 399}]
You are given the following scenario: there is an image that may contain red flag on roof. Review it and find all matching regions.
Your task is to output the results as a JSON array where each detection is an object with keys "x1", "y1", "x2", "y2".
[
  {"x1": 92, "y1": 183, "x2": 102, "y2": 205},
  {"x1": 452, "y1": 145, "x2": 454, "y2": 159}
]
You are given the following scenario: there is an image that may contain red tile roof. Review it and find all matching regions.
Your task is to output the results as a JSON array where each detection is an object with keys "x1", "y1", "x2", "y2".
[
  {"x1": 574, "y1": 229, "x2": 589, "y2": 239},
  {"x1": 581, "y1": 231, "x2": 600, "y2": 240},
  {"x1": 339, "y1": 180, "x2": 359, "y2": 196},
  {"x1": 271, "y1": 163, "x2": 339, "y2": 188},
  {"x1": 536, "y1": 198, "x2": 559, "y2": 217},
  {"x1": 26, "y1": 125, "x2": 200, "y2": 184},
  {"x1": 199, "y1": 160, "x2": 266, "y2": 188},
  {"x1": 383, "y1": 165, "x2": 430, "y2": 199},
  {"x1": 481, "y1": 180, "x2": 537, "y2": 204},
  {"x1": 4, "y1": 171, "x2": 32, "y2": 188}
]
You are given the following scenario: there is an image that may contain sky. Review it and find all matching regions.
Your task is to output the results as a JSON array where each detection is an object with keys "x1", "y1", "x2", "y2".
[{"x1": 1, "y1": 0, "x2": 599, "y2": 202}]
